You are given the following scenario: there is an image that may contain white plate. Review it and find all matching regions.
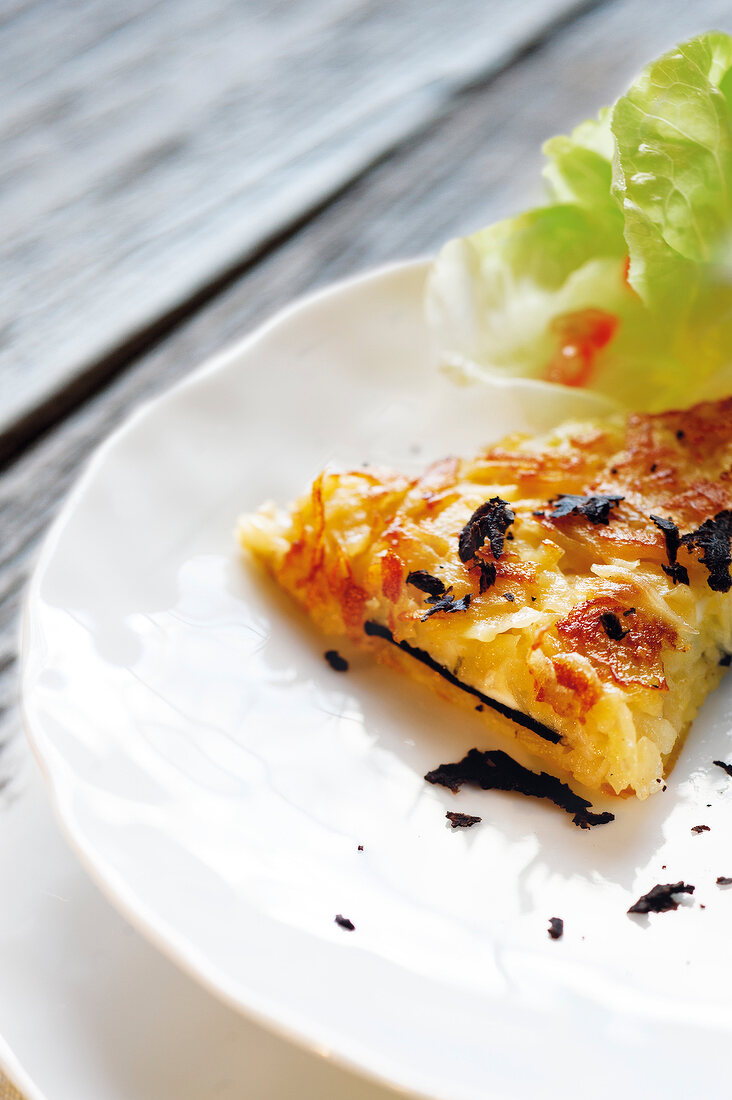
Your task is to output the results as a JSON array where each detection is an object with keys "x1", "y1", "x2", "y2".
[
  {"x1": 0, "y1": 746, "x2": 400, "y2": 1100},
  {"x1": 20, "y1": 260, "x2": 732, "y2": 1099}
]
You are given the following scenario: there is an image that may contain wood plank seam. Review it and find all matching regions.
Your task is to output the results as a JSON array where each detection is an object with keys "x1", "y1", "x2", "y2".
[{"x1": 0, "y1": 0, "x2": 609, "y2": 470}]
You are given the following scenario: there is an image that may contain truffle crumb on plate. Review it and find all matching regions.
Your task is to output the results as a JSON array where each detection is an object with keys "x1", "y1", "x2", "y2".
[
  {"x1": 548, "y1": 917, "x2": 564, "y2": 940},
  {"x1": 446, "y1": 811, "x2": 482, "y2": 829},
  {"x1": 425, "y1": 748, "x2": 614, "y2": 829},
  {"x1": 628, "y1": 882, "x2": 694, "y2": 915},
  {"x1": 324, "y1": 649, "x2": 349, "y2": 672}
]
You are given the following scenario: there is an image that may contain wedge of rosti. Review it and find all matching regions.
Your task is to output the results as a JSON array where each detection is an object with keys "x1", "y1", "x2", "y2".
[{"x1": 239, "y1": 397, "x2": 732, "y2": 799}]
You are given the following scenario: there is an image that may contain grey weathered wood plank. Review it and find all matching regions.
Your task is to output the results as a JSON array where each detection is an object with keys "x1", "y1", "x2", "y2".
[
  {"x1": 3, "y1": 0, "x2": 732, "y2": 789},
  {"x1": 0, "y1": 0, "x2": 601, "y2": 457}
]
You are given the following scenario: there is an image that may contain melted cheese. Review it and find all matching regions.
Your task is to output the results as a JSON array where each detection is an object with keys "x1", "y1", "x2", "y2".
[{"x1": 239, "y1": 398, "x2": 732, "y2": 798}]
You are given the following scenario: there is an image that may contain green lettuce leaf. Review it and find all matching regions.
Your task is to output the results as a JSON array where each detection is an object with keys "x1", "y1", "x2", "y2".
[
  {"x1": 542, "y1": 108, "x2": 616, "y2": 209},
  {"x1": 425, "y1": 31, "x2": 732, "y2": 412}
]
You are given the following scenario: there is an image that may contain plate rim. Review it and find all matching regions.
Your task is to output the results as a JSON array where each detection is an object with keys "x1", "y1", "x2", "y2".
[
  {"x1": 22, "y1": 254, "x2": 732, "y2": 1100},
  {"x1": 0, "y1": 739, "x2": 413, "y2": 1100},
  {"x1": 0, "y1": 1042, "x2": 47, "y2": 1100},
  {"x1": 18, "y1": 257, "x2": 459, "y2": 1100}
]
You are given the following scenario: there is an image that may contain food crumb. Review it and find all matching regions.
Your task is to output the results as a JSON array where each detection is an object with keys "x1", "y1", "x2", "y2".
[
  {"x1": 628, "y1": 882, "x2": 694, "y2": 915},
  {"x1": 406, "y1": 570, "x2": 447, "y2": 598},
  {"x1": 420, "y1": 589, "x2": 472, "y2": 621},
  {"x1": 446, "y1": 811, "x2": 482, "y2": 829},
  {"x1": 692, "y1": 824, "x2": 710, "y2": 834},
  {"x1": 458, "y1": 498, "x2": 515, "y2": 584},
  {"x1": 600, "y1": 611, "x2": 629, "y2": 640},
  {"x1": 357, "y1": 845, "x2": 364, "y2": 851},
  {"x1": 547, "y1": 492, "x2": 623, "y2": 525},
  {"x1": 324, "y1": 650, "x2": 349, "y2": 672},
  {"x1": 548, "y1": 917, "x2": 564, "y2": 940},
  {"x1": 716, "y1": 876, "x2": 732, "y2": 886},
  {"x1": 425, "y1": 747, "x2": 614, "y2": 828},
  {"x1": 335, "y1": 914, "x2": 355, "y2": 931}
]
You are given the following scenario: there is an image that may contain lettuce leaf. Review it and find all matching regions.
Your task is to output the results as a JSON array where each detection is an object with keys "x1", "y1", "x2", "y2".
[
  {"x1": 542, "y1": 108, "x2": 616, "y2": 209},
  {"x1": 425, "y1": 31, "x2": 732, "y2": 412}
]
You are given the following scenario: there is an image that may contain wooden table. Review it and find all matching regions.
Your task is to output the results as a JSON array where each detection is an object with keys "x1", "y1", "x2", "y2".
[{"x1": 1, "y1": 0, "x2": 730, "y2": 1094}]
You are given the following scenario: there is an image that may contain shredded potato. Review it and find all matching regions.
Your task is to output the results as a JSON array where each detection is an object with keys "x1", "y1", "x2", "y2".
[{"x1": 239, "y1": 398, "x2": 732, "y2": 799}]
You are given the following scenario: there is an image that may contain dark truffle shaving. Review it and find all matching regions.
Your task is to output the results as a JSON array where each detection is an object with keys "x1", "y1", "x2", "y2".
[
  {"x1": 334, "y1": 914, "x2": 355, "y2": 930},
  {"x1": 364, "y1": 621, "x2": 562, "y2": 744},
  {"x1": 681, "y1": 509, "x2": 732, "y2": 592},
  {"x1": 458, "y1": 498, "x2": 514, "y2": 591},
  {"x1": 476, "y1": 562, "x2": 497, "y2": 593},
  {"x1": 717, "y1": 876, "x2": 732, "y2": 886},
  {"x1": 714, "y1": 759, "x2": 732, "y2": 778},
  {"x1": 628, "y1": 881, "x2": 694, "y2": 914},
  {"x1": 324, "y1": 649, "x2": 349, "y2": 672},
  {"x1": 548, "y1": 917, "x2": 564, "y2": 940},
  {"x1": 406, "y1": 570, "x2": 447, "y2": 598},
  {"x1": 548, "y1": 493, "x2": 624, "y2": 525},
  {"x1": 446, "y1": 811, "x2": 482, "y2": 828},
  {"x1": 691, "y1": 824, "x2": 710, "y2": 834},
  {"x1": 459, "y1": 497, "x2": 515, "y2": 562},
  {"x1": 424, "y1": 747, "x2": 613, "y2": 828},
  {"x1": 599, "y1": 611, "x2": 629, "y2": 641},
  {"x1": 420, "y1": 589, "x2": 472, "y2": 621},
  {"x1": 650, "y1": 514, "x2": 690, "y2": 586}
]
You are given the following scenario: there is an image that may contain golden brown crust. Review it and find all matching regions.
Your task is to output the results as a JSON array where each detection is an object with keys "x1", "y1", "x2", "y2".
[
  {"x1": 597, "y1": 397, "x2": 732, "y2": 527},
  {"x1": 555, "y1": 596, "x2": 676, "y2": 691},
  {"x1": 240, "y1": 397, "x2": 732, "y2": 798}
]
